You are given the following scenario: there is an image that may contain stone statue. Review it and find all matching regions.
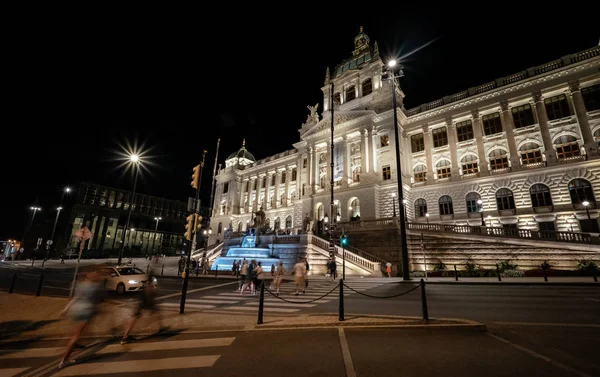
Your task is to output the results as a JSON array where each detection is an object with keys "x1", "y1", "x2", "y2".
[
  {"x1": 251, "y1": 206, "x2": 268, "y2": 235},
  {"x1": 302, "y1": 212, "x2": 313, "y2": 233},
  {"x1": 306, "y1": 103, "x2": 319, "y2": 124}
]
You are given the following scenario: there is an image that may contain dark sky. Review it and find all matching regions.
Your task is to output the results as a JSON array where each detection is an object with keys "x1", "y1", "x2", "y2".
[{"x1": 2, "y1": 5, "x2": 598, "y2": 239}]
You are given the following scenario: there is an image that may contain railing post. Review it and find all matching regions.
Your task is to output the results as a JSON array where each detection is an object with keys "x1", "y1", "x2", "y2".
[
  {"x1": 542, "y1": 263, "x2": 548, "y2": 282},
  {"x1": 339, "y1": 280, "x2": 344, "y2": 321},
  {"x1": 257, "y1": 281, "x2": 265, "y2": 325},
  {"x1": 9, "y1": 272, "x2": 17, "y2": 293},
  {"x1": 161, "y1": 265, "x2": 164, "y2": 276},
  {"x1": 453, "y1": 264, "x2": 458, "y2": 281},
  {"x1": 146, "y1": 264, "x2": 150, "y2": 274},
  {"x1": 36, "y1": 274, "x2": 44, "y2": 296},
  {"x1": 420, "y1": 279, "x2": 429, "y2": 321},
  {"x1": 215, "y1": 265, "x2": 218, "y2": 278},
  {"x1": 496, "y1": 264, "x2": 502, "y2": 282}
]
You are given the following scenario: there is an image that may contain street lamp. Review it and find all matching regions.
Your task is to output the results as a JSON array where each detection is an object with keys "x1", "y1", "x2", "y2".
[
  {"x1": 118, "y1": 153, "x2": 141, "y2": 265},
  {"x1": 477, "y1": 199, "x2": 484, "y2": 226},
  {"x1": 582, "y1": 200, "x2": 591, "y2": 220},
  {"x1": 392, "y1": 193, "x2": 397, "y2": 217},
  {"x1": 323, "y1": 214, "x2": 329, "y2": 235},
  {"x1": 384, "y1": 59, "x2": 410, "y2": 280},
  {"x1": 154, "y1": 217, "x2": 162, "y2": 231},
  {"x1": 425, "y1": 212, "x2": 430, "y2": 224},
  {"x1": 48, "y1": 206, "x2": 62, "y2": 259}
]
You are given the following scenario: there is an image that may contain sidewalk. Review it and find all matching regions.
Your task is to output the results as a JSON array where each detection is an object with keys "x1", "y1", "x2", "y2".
[
  {"x1": 0, "y1": 292, "x2": 480, "y2": 341},
  {"x1": 413, "y1": 276, "x2": 599, "y2": 285}
]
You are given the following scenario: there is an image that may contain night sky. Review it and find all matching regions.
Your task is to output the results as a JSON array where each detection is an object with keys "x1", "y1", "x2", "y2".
[{"x1": 2, "y1": 6, "x2": 598, "y2": 239}]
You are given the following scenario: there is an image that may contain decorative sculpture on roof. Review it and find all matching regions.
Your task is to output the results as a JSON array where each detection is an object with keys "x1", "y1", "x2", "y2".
[{"x1": 302, "y1": 103, "x2": 319, "y2": 128}]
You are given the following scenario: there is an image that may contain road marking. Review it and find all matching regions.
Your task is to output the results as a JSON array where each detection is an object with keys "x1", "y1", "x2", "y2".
[
  {"x1": 490, "y1": 321, "x2": 600, "y2": 328},
  {"x1": 52, "y1": 355, "x2": 221, "y2": 376},
  {"x1": 338, "y1": 327, "x2": 357, "y2": 377},
  {"x1": 159, "y1": 303, "x2": 215, "y2": 310},
  {"x1": 227, "y1": 306, "x2": 299, "y2": 313},
  {"x1": 243, "y1": 301, "x2": 316, "y2": 308},
  {"x1": 97, "y1": 337, "x2": 235, "y2": 354},
  {"x1": 156, "y1": 281, "x2": 237, "y2": 300},
  {"x1": 0, "y1": 347, "x2": 63, "y2": 359},
  {"x1": 0, "y1": 367, "x2": 29, "y2": 376},
  {"x1": 585, "y1": 297, "x2": 599, "y2": 302},
  {"x1": 487, "y1": 333, "x2": 593, "y2": 377},
  {"x1": 185, "y1": 298, "x2": 240, "y2": 304}
]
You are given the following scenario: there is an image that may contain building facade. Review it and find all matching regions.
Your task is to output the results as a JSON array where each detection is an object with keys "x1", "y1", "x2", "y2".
[
  {"x1": 209, "y1": 28, "x2": 600, "y2": 240},
  {"x1": 63, "y1": 182, "x2": 188, "y2": 257}
]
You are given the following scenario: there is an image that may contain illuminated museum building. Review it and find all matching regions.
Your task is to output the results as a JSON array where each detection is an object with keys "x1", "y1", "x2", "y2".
[{"x1": 209, "y1": 28, "x2": 600, "y2": 239}]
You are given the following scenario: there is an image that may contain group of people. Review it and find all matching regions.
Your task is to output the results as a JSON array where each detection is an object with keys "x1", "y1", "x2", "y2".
[{"x1": 58, "y1": 269, "x2": 164, "y2": 369}]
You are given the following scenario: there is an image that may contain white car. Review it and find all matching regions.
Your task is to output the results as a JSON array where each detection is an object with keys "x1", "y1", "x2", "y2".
[{"x1": 93, "y1": 265, "x2": 157, "y2": 295}]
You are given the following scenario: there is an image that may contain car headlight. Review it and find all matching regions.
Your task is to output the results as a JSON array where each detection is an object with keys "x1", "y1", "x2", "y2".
[
  {"x1": 128, "y1": 280, "x2": 138, "y2": 284},
  {"x1": 152, "y1": 277, "x2": 158, "y2": 284}
]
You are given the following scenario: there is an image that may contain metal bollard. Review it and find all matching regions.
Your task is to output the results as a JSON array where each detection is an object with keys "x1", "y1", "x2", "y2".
[
  {"x1": 542, "y1": 263, "x2": 548, "y2": 282},
  {"x1": 9, "y1": 273, "x2": 17, "y2": 293},
  {"x1": 36, "y1": 274, "x2": 44, "y2": 297},
  {"x1": 496, "y1": 264, "x2": 502, "y2": 282},
  {"x1": 215, "y1": 266, "x2": 218, "y2": 278},
  {"x1": 31, "y1": 259, "x2": 35, "y2": 266},
  {"x1": 42, "y1": 259, "x2": 45, "y2": 267},
  {"x1": 593, "y1": 274, "x2": 598, "y2": 283},
  {"x1": 420, "y1": 278, "x2": 429, "y2": 321},
  {"x1": 257, "y1": 281, "x2": 265, "y2": 324},
  {"x1": 453, "y1": 264, "x2": 458, "y2": 281},
  {"x1": 147, "y1": 264, "x2": 150, "y2": 274},
  {"x1": 339, "y1": 280, "x2": 344, "y2": 321},
  {"x1": 161, "y1": 265, "x2": 164, "y2": 276}
]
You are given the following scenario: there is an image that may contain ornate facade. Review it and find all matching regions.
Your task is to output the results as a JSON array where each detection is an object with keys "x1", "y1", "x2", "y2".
[{"x1": 210, "y1": 28, "x2": 600, "y2": 241}]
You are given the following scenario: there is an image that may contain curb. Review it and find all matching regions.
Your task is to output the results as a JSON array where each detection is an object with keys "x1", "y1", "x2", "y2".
[{"x1": 420, "y1": 281, "x2": 599, "y2": 286}]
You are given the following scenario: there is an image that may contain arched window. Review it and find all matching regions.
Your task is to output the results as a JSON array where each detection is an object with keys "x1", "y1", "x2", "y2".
[
  {"x1": 568, "y1": 179, "x2": 595, "y2": 205},
  {"x1": 530, "y1": 184, "x2": 552, "y2": 207},
  {"x1": 346, "y1": 86, "x2": 356, "y2": 101},
  {"x1": 461, "y1": 155, "x2": 478, "y2": 175},
  {"x1": 465, "y1": 192, "x2": 481, "y2": 213},
  {"x1": 237, "y1": 222, "x2": 242, "y2": 232},
  {"x1": 285, "y1": 215, "x2": 292, "y2": 229},
  {"x1": 594, "y1": 128, "x2": 600, "y2": 148},
  {"x1": 349, "y1": 198, "x2": 360, "y2": 218},
  {"x1": 489, "y1": 149, "x2": 509, "y2": 170},
  {"x1": 414, "y1": 199, "x2": 428, "y2": 217},
  {"x1": 436, "y1": 160, "x2": 451, "y2": 179},
  {"x1": 496, "y1": 188, "x2": 516, "y2": 210},
  {"x1": 217, "y1": 222, "x2": 223, "y2": 234},
  {"x1": 520, "y1": 142, "x2": 543, "y2": 165},
  {"x1": 554, "y1": 135, "x2": 580, "y2": 159},
  {"x1": 315, "y1": 203, "x2": 324, "y2": 220},
  {"x1": 362, "y1": 79, "x2": 372, "y2": 96},
  {"x1": 274, "y1": 217, "x2": 281, "y2": 230},
  {"x1": 334, "y1": 92, "x2": 341, "y2": 104},
  {"x1": 439, "y1": 195, "x2": 454, "y2": 215},
  {"x1": 414, "y1": 165, "x2": 427, "y2": 183}
]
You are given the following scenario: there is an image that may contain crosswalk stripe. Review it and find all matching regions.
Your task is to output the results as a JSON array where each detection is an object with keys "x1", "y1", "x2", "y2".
[
  {"x1": 200, "y1": 295, "x2": 247, "y2": 300},
  {"x1": 0, "y1": 347, "x2": 63, "y2": 359},
  {"x1": 52, "y1": 355, "x2": 221, "y2": 376},
  {"x1": 244, "y1": 302, "x2": 315, "y2": 308},
  {"x1": 218, "y1": 293, "x2": 256, "y2": 297},
  {"x1": 227, "y1": 306, "x2": 299, "y2": 313},
  {"x1": 159, "y1": 303, "x2": 215, "y2": 309},
  {"x1": 0, "y1": 367, "x2": 29, "y2": 376},
  {"x1": 97, "y1": 337, "x2": 235, "y2": 354},
  {"x1": 185, "y1": 299, "x2": 240, "y2": 304}
]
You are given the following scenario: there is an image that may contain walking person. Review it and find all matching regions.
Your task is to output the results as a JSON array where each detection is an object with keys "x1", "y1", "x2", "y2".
[
  {"x1": 238, "y1": 259, "x2": 248, "y2": 291},
  {"x1": 240, "y1": 259, "x2": 255, "y2": 295},
  {"x1": 121, "y1": 272, "x2": 165, "y2": 344},
  {"x1": 293, "y1": 258, "x2": 307, "y2": 295},
  {"x1": 58, "y1": 270, "x2": 107, "y2": 369},
  {"x1": 274, "y1": 261, "x2": 287, "y2": 295},
  {"x1": 304, "y1": 259, "x2": 310, "y2": 289}
]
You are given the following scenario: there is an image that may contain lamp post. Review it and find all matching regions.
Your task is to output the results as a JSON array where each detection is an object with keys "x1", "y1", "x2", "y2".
[
  {"x1": 392, "y1": 193, "x2": 397, "y2": 217},
  {"x1": 118, "y1": 153, "x2": 141, "y2": 265},
  {"x1": 323, "y1": 214, "x2": 329, "y2": 236},
  {"x1": 477, "y1": 199, "x2": 484, "y2": 226},
  {"x1": 154, "y1": 217, "x2": 161, "y2": 231},
  {"x1": 48, "y1": 206, "x2": 62, "y2": 259},
  {"x1": 582, "y1": 200, "x2": 591, "y2": 220},
  {"x1": 384, "y1": 59, "x2": 410, "y2": 280},
  {"x1": 425, "y1": 213, "x2": 430, "y2": 224},
  {"x1": 403, "y1": 199, "x2": 408, "y2": 220}
]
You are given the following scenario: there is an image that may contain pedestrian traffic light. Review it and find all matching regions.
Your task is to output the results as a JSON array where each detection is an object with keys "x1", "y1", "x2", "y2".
[
  {"x1": 191, "y1": 164, "x2": 200, "y2": 189},
  {"x1": 184, "y1": 214, "x2": 194, "y2": 241},
  {"x1": 340, "y1": 235, "x2": 347, "y2": 246}
]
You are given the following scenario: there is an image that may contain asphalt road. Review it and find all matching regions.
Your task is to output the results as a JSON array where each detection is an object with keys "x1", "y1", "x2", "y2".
[{"x1": 2, "y1": 326, "x2": 598, "y2": 377}]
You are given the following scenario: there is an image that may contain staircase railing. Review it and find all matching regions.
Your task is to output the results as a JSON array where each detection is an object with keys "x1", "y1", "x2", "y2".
[
  {"x1": 344, "y1": 244, "x2": 389, "y2": 265},
  {"x1": 309, "y1": 234, "x2": 381, "y2": 274}
]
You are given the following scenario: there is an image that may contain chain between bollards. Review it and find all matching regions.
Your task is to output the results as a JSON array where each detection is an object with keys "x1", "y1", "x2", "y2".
[
  {"x1": 9, "y1": 272, "x2": 17, "y2": 293},
  {"x1": 36, "y1": 274, "x2": 44, "y2": 296},
  {"x1": 420, "y1": 278, "x2": 429, "y2": 321},
  {"x1": 339, "y1": 279, "x2": 344, "y2": 321},
  {"x1": 257, "y1": 281, "x2": 265, "y2": 325}
]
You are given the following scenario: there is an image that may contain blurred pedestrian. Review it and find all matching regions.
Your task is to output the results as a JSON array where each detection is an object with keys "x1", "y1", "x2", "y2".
[{"x1": 121, "y1": 271, "x2": 165, "y2": 344}]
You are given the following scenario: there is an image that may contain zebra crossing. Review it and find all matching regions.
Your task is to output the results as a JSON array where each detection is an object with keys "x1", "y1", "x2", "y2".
[
  {"x1": 159, "y1": 278, "x2": 386, "y2": 314},
  {"x1": 0, "y1": 336, "x2": 236, "y2": 376}
]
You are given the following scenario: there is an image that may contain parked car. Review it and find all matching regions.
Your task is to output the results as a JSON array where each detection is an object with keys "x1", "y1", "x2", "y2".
[{"x1": 92, "y1": 265, "x2": 157, "y2": 295}]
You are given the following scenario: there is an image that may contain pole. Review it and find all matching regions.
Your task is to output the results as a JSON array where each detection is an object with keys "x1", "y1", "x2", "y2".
[
  {"x1": 342, "y1": 227, "x2": 346, "y2": 280},
  {"x1": 118, "y1": 164, "x2": 140, "y2": 265},
  {"x1": 69, "y1": 240, "x2": 85, "y2": 298},
  {"x1": 420, "y1": 279, "x2": 429, "y2": 321},
  {"x1": 392, "y1": 196, "x2": 396, "y2": 217},
  {"x1": 389, "y1": 66, "x2": 410, "y2": 280},
  {"x1": 330, "y1": 82, "x2": 335, "y2": 245},
  {"x1": 208, "y1": 138, "x2": 220, "y2": 230},
  {"x1": 181, "y1": 150, "x2": 207, "y2": 314},
  {"x1": 48, "y1": 208, "x2": 61, "y2": 259}
]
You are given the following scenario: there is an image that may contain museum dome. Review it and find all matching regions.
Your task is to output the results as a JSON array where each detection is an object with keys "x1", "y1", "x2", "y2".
[{"x1": 225, "y1": 139, "x2": 256, "y2": 168}]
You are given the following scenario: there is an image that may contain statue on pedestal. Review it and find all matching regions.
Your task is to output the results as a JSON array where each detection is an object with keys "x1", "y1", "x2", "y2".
[{"x1": 302, "y1": 212, "x2": 314, "y2": 233}]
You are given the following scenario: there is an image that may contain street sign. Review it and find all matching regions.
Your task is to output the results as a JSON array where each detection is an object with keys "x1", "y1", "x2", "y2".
[
  {"x1": 75, "y1": 226, "x2": 93, "y2": 241},
  {"x1": 187, "y1": 197, "x2": 196, "y2": 212},
  {"x1": 46, "y1": 240, "x2": 53, "y2": 245}
]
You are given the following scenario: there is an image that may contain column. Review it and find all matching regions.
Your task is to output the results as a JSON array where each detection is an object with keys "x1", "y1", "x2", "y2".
[
  {"x1": 274, "y1": 171, "x2": 282, "y2": 208},
  {"x1": 360, "y1": 129, "x2": 367, "y2": 174},
  {"x1": 241, "y1": 179, "x2": 248, "y2": 213},
  {"x1": 249, "y1": 177, "x2": 256, "y2": 212},
  {"x1": 471, "y1": 110, "x2": 489, "y2": 174},
  {"x1": 446, "y1": 118, "x2": 459, "y2": 178},
  {"x1": 296, "y1": 155, "x2": 303, "y2": 198},
  {"x1": 344, "y1": 135, "x2": 352, "y2": 183},
  {"x1": 368, "y1": 125, "x2": 376, "y2": 173},
  {"x1": 307, "y1": 145, "x2": 313, "y2": 187},
  {"x1": 500, "y1": 100, "x2": 521, "y2": 170},
  {"x1": 325, "y1": 141, "x2": 332, "y2": 188},
  {"x1": 532, "y1": 91, "x2": 557, "y2": 165},
  {"x1": 284, "y1": 166, "x2": 292, "y2": 206},
  {"x1": 311, "y1": 144, "x2": 318, "y2": 189},
  {"x1": 401, "y1": 129, "x2": 412, "y2": 181},
  {"x1": 568, "y1": 80, "x2": 598, "y2": 157},
  {"x1": 265, "y1": 172, "x2": 272, "y2": 209},
  {"x1": 233, "y1": 177, "x2": 242, "y2": 214},
  {"x1": 423, "y1": 125, "x2": 433, "y2": 179},
  {"x1": 256, "y1": 175, "x2": 263, "y2": 211}
]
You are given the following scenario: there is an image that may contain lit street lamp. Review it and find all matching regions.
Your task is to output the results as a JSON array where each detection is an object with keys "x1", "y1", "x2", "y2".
[
  {"x1": 582, "y1": 200, "x2": 591, "y2": 220},
  {"x1": 425, "y1": 212, "x2": 430, "y2": 224},
  {"x1": 118, "y1": 153, "x2": 141, "y2": 265},
  {"x1": 477, "y1": 199, "x2": 484, "y2": 226},
  {"x1": 384, "y1": 59, "x2": 410, "y2": 280},
  {"x1": 48, "y1": 206, "x2": 62, "y2": 259},
  {"x1": 154, "y1": 217, "x2": 162, "y2": 231}
]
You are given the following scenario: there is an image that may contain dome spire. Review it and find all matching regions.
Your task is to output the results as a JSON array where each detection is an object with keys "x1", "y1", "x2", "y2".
[{"x1": 242, "y1": 138, "x2": 246, "y2": 148}]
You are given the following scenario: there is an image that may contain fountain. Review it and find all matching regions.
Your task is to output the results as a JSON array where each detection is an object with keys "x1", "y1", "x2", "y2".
[{"x1": 211, "y1": 235, "x2": 280, "y2": 271}]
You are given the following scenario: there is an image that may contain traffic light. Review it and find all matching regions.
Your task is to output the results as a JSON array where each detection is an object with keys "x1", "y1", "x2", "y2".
[
  {"x1": 195, "y1": 214, "x2": 203, "y2": 231},
  {"x1": 191, "y1": 164, "x2": 200, "y2": 189},
  {"x1": 184, "y1": 214, "x2": 194, "y2": 241},
  {"x1": 340, "y1": 235, "x2": 348, "y2": 246}
]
